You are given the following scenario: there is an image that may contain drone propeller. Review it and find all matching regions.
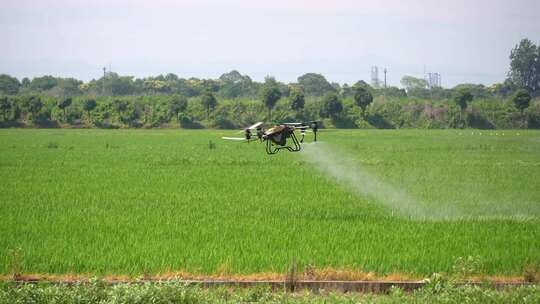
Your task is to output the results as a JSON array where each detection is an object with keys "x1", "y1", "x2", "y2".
[
  {"x1": 237, "y1": 122, "x2": 263, "y2": 133},
  {"x1": 291, "y1": 126, "x2": 313, "y2": 134},
  {"x1": 222, "y1": 137, "x2": 259, "y2": 143},
  {"x1": 246, "y1": 122, "x2": 263, "y2": 130},
  {"x1": 222, "y1": 137, "x2": 247, "y2": 141},
  {"x1": 284, "y1": 121, "x2": 320, "y2": 128},
  {"x1": 283, "y1": 122, "x2": 304, "y2": 126},
  {"x1": 295, "y1": 121, "x2": 319, "y2": 142}
]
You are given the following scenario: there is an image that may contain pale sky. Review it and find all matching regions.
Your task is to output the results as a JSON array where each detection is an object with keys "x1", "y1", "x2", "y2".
[{"x1": 1, "y1": 0, "x2": 539, "y2": 87}]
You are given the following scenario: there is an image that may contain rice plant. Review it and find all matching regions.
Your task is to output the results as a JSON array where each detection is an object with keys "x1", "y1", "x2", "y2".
[{"x1": 0, "y1": 129, "x2": 539, "y2": 277}]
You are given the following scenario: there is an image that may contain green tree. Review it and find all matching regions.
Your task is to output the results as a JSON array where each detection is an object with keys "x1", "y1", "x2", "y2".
[
  {"x1": 173, "y1": 78, "x2": 198, "y2": 97},
  {"x1": 57, "y1": 97, "x2": 72, "y2": 120},
  {"x1": 289, "y1": 87, "x2": 305, "y2": 113},
  {"x1": 169, "y1": 94, "x2": 188, "y2": 121},
  {"x1": 0, "y1": 74, "x2": 20, "y2": 95},
  {"x1": 341, "y1": 83, "x2": 353, "y2": 97},
  {"x1": 320, "y1": 92, "x2": 342, "y2": 119},
  {"x1": 27, "y1": 96, "x2": 43, "y2": 116},
  {"x1": 509, "y1": 38, "x2": 539, "y2": 94},
  {"x1": 143, "y1": 79, "x2": 170, "y2": 95},
  {"x1": 53, "y1": 78, "x2": 82, "y2": 97},
  {"x1": 219, "y1": 70, "x2": 253, "y2": 99},
  {"x1": 407, "y1": 87, "x2": 431, "y2": 99},
  {"x1": 20, "y1": 96, "x2": 43, "y2": 122},
  {"x1": 488, "y1": 79, "x2": 516, "y2": 98},
  {"x1": 297, "y1": 73, "x2": 335, "y2": 96},
  {"x1": 164, "y1": 73, "x2": 179, "y2": 82},
  {"x1": 383, "y1": 86, "x2": 407, "y2": 98},
  {"x1": 119, "y1": 103, "x2": 140, "y2": 126},
  {"x1": 353, "y1": 83, "x2": 373, "y2": 117},
  {"x1": 453, "y1": 84, "x2": 491, "y2": 99},
  {"x1": 0, "y1": 96, "x2": 11, "y2": 120},
  {"x1": 113, "y1": 99, "x2": 128, "y2": 114},
  {"x1": 112, "y1": 99, "x2": 137, "y2": 125},
  {"x1": 201, "y1": 91, "x2": 217, "y2": 119},
  {"x1": 83, "y1": 98, "x2": 97, "y2": 117},
  {"x1": 331, "y1": 82, "x2": 341, "y2": 93},
  {"x1": 453, "y1": 89, "x2": 473, "y2": 126},
  {"x1": 400, "y1": 76, "x2": 428, "y2": 91},
  {"x1": 88, "y1": 72, "x2": 137, "y2": 96},
  {"x1": 512, "y1": 89, "x2": 531, "y2": 112},
  {"x1": 263, "y1": 76, "x2": 290, "y2": 98},
  {"x1": 353, "y1": 80, "x2": 371, "y2": 88},
  {"x1": 21, "y1": 77, "x2": 30, "y2": 88},
  {"x1": 453, "y1": 89, "x2": 473, "y2": 111},
  {"x1": 147, "y1": 99, "x2": 170, "y2": 126},
  {"x1": 30, "y1": 76, "x2": 58, "y2": 91},
  {"x1": 261, "y1": 84, "x2": 281, "y2": 121},
  {"x1": 108, "y1": 74, "x2": 136, "y2": 96},
  {"x1": 199, "y1": 79, "x2": 221, "y2": 93}
]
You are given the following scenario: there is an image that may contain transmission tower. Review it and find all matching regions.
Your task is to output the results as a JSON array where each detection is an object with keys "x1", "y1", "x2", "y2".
[
  {"x1": 426, "y1": 72, "x2": 441, "y2": 88},
  {"x1": 371, "y1": 66, "x2": 379, "y2": 87}
]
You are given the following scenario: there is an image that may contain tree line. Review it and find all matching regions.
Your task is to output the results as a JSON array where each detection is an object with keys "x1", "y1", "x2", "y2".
[{"x1": 0, "y1": 39, "x2": 539, "y2": 129}]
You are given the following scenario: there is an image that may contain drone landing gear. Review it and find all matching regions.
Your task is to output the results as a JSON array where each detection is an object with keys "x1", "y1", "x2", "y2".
[{"x1": 265, "y1": 132, "x2": 301, "y2": 155}]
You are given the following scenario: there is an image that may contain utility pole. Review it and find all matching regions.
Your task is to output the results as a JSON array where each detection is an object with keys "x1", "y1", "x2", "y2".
[
  {"x1": 102, "y1": 67, "x2": 106, "y2": 95},
  {"x1": 383, "y1": 68, "x2": 387, "y2": 88}
]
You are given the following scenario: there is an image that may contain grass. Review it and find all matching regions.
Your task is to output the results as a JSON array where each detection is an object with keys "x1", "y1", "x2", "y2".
[
  {"x1": 1, "y1": 280, "x2": 539, "y2": 303},
  {"x1": 0, "y1": 129, "x2": 539, "y2": 277}
]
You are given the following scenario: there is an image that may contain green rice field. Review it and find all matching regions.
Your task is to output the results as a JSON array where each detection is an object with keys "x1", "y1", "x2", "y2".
[{"x1": 1, "y1": 129, "x2": 539, "y2": 276}]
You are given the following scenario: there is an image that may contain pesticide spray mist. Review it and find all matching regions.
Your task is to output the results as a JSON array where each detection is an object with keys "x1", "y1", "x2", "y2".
[{"x1": 300, "y1": 142, "x2": 463, "y2": 220}]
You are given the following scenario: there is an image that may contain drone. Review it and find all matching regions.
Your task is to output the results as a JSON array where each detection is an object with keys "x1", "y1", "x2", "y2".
[{"x1": 222, "y1": 121, "x2": 319, "y2": 154}]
